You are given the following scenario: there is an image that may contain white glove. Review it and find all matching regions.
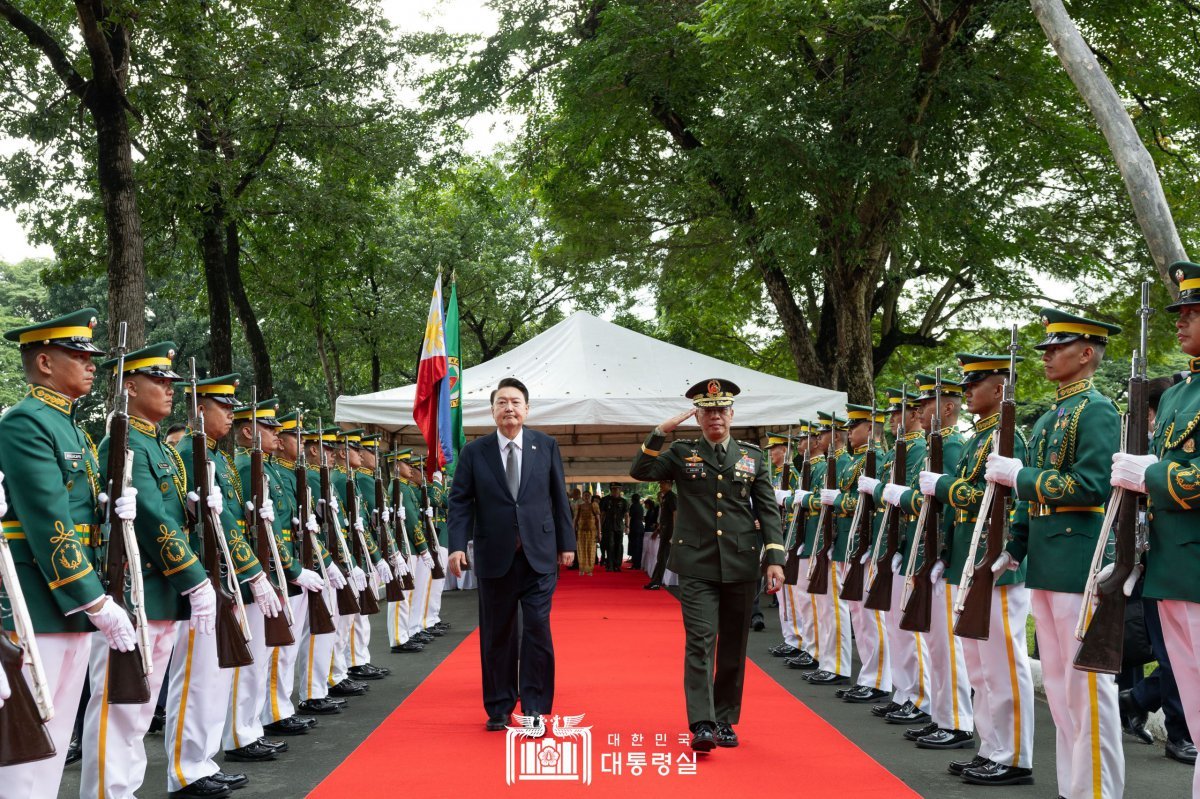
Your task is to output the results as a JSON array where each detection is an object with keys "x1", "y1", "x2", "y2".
[
  {"x1": 890, "y1": 553, "x2": 903, "y2": 574},
  {"x1": 0, "y1": 656, "x2": 8, "y2": 708},
  {"x1": 1112, "y1": 452, "x2": 1158, "y2": 493},
  {"x1": 424, "y1": 506, "x2": 434, "y2": 519},
  {"x1": 186, "y1": 581, "x2": 216, "y2": 636},
  {"x1": 882, "y1": 483, "x2": 907, "y2": 506},
  {"x1": 795, "y1": 488, "x2": 813, "y2": 504},
  {"x1": 114, "y1": 488, "x2": 138, "y2": 521},
  {"x1": 397, "y1": 503, "x2": 407, "y2": 522},
  {"x1": 859, "y1": 551, "x2": 871, "y2": 565},
  {"x1": 292, "y1": 516, "x2": 301, "y2": 530},
  {"x1": 930, "y1": 560, "x2": 946, "y2": 596},
  {"x1": 327, "y1": 563, "x2": 348, "y2": 590},
  {"x1": 390, "y1": 553, "x2": 410, "y2": 577},
  {"x1": 250, "y1": 574, "x2": 282, "y2": 618},
  {"x1": 353, "y1": 517, "x2": 365, "y2": 534},
  {"x1": 306, "y1": 513, "x2": 319, "y2": 533},
  {"x1": 918, "y1": 471, "x2": 943, "y2": 496},
  {"x1": 773, "y1": 488, "x2": 791, "y2": 505},
  {"x1": 350, "y1": 566, "x2": 368, "y2": 592},
  {"x1": 858, "y1": 475, "x2": 880, "y2": 495},
  {"x1": 1095, "y1": 562, "x2": 1142, "y2": 598},
  {"x1": 991, "y1": 551, "x2": 1019, "y2": 574},
  {"x1": 421, "y1": 550, "x2": 435, "y2": 568},
  {"x1": 206, "y1": 485, "x2": 223, "y2": 513},
  {"x1": 0, "y1": 472, "x2": 7, "y2": 519},
  {"x1": 87, "y1": 599, "x2": 136, "y2": 652},
  {"x1": 293, "y1": 568, "x2": 324, "y2": 593},
  {"x1": 985, "y1": 453, "x2": 1023, "y2": 487},
  {"x1": 381, "y1": 506, "x2": 392, "y2": 525},
  {"x1": 374, "y1": 559, "x2": 393, "y2": 584},
  {"x1": 259, "y1": 496, "x2": 275, "y2": 523},
  {"x1": 329, "y1": 495, "x2": 340, "y2": 516},
  {"x1": 186, "y1": 490, "x2": 200, "y2": 515},
  {"x1": 432, "y1": 471, "x2": 444, "y2": 484},
  {"x1": 819, "y1": 488, "x2": 839, "y2": 506}
]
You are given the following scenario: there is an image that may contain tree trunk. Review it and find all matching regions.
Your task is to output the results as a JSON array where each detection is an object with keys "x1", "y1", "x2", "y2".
[
  {"x1": 314, "y1": 310, "x2": 338, "y2": 410},
  {"x1": 223, "y1": 221, "x2": 273, "y2": 396},
  {"x1": 1030, "y1": 0, "x2": 1188, "y2": 287},
  {"x1": 199, "y1": 205, "x2": 233, "y2": 375}
]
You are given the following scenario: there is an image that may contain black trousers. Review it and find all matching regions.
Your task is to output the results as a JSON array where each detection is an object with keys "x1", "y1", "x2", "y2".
[
  {"x1": 677, "y1": 575, "x2": 756, "y2": 725},
  {"x1": 649, "y1": 534, "x2": 672, "y2": 584},
  {"x1": 477, "y1": 548, "x2": 558, "y2": 718},
  {"x1": 628, "y1": 525, "x2": 645, "y2": 569}
]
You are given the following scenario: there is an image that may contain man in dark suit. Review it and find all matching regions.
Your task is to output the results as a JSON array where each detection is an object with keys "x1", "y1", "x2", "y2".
[{"x1": 447, "y1": 377, "x2": 576, "y2": 731}]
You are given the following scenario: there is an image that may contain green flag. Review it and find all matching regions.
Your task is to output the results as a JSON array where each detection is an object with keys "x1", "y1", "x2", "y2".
[{"x1": 445, "y1": 280, "x2": 466, "y2": 475}]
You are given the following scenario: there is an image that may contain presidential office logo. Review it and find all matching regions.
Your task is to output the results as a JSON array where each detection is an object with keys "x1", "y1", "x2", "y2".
[{"x1": 505, "y1": 713, "x2": 592, "y2": 785}]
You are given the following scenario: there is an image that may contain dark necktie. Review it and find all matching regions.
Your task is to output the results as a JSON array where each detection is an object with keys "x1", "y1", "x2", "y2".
[
  {"x1": 506, "y1": 441, "x2": 520, "y2": 498},
  {"x1": 716, "y1": 444, "x2": 726, "y2": 464}
]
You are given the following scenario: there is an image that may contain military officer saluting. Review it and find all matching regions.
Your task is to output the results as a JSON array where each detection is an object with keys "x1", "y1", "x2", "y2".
[
  {"x1": 0, "y1": 309, "x2": 137, "y2": 797},
  {"x1": 985, "y1": 308, "x2": 1124, "y2": 799},
  {"x1": 630, "y1": 379, "x2": 785, "y2": 752},
  {"x1": 80, "y1": 341, "x2": 216, "y2": 799},
  {"x1": 1112, "y1": 262, "x2": 1200, "y2": 798}
]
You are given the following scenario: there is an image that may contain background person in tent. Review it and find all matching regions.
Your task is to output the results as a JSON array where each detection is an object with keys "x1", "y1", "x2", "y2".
[
  {"x1": 446, "y1": 377, "x2": 576, "y2": 731},
  {"x1": 630, "y1": 378, "x2": 786, "y2": 752}
]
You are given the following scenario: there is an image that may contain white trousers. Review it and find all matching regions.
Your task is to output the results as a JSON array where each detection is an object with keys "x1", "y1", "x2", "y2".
[
  {"x1": 885, "y1": 573, "x2": 930, "y2": 709},
  {"x1": 845, "y1": 565, "x2": 890, "y2": 692},
  {"x1": 777, "y1": 581, "x2": 804, "y2": 649},
  {"x1": 297, "y1": 584, "x2": 337, "y2": 700},
  {"x1": 263, "y1": 591, "x2": 308, "y2": 725},
  {"x1": 925, "y1": 583, "x2": 973, "y2": 732},
  {"x1": 222, "y1": 604, "x2": 271, "y2": 751},
  {"x1": 1, "y1": 633, "x2": 90, "y2": 798},
  {"x1": 424, "y1": 545, "x2": 448, "y2": 626},
  {"x1": 80, "y1": 621, "x2": 177, "y2": 799},
  {"x1": 408, "y1": 555, "x2": 434, "y2": 635},
  {"x1": 959, "y1": 583, "x2": 1034, "y2": 768},
  {"x1": 330, "y1": 607, "x2": 352, "y2": 686},
  {"x1": 815, "y1": 560, "x2": 851, "y2": 677},
  {"x1": 163, "y1": 623, "x2": 235, "y2": 792},
  {"x1": 1031, "y1": 589, "x2": 1123, "y2": 799},
  {"x1": 795, "y1": 558, "x2": 820, "y2": 659},
  {"x1": 349, "y1": 609, "x2": 373, "y2": 667},
  {"x1": 1156, "y1": 599, "x2": 1200, "y2": 799}
]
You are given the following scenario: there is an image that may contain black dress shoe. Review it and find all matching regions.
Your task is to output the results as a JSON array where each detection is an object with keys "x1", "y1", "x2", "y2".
[
  {"x1": 714, "y1": 722, "x2": 738, "y2": 748},
  {"x1": 65, "y1": 731, "x2": 82, "y2": 765},
  {"x1": 961, "y1": 762, "x2": 1034, "y2": 785},
  {"x1": 347, "y1": 665, "x2": 385, "y2": 681},
  {"x1": 223, "y1": 740, "x2": 278, "y2": 762},
  {"x1": 413, "y1": 631, "x2": 435, "y2": 643},
  {"x1": 169, "y1": 775, "x2": 233, "y2": 798},
  {"x1": 834, "y1": 686, "x2": 851, "y2": 699},
  {"x1": 329, "y1": 680, "x2": 367, "y2": 697},
  {"x1": 295, "y1": 715, "x2": 318, "y2": 728},
  {"x1": 751, "y1": 615, "x2": 765, "y2": 631},
  {"x1": 1119, "y1": 689, "x2": 1153, "y2": 745},
  {"x1": 689, "y1": 721, "x2": 716, "y2": 752},
  {"x1": 843, "y1": 686, "x2": 890, "y2": 704},
  {"x1": 886, "y1": 704, "x2": 931, "y2": 725},
  {"x1": 916, "y1": 728, "x2": 974, "y2": 750},
  {"x1": 424, "y1": 627, "x2": 446, "y2": 637},
  {"x1": 263, "y1": 716, "x2": 313, "y2": 736},
  {"x1": 391, "y1": 640, "x2": 425, "y2": 653},
  {"x1": 903, "y1": 722, "x2": 940, "y2": 741},
  {"x1": 1167, "y1": 738, "x2": 1198, "y2": 765},
  {"x1": 256, "y1": 737, "x2": 288, "y2": 753},
  {"x1": 948, "y1": 754, "x2": 990, "y2": 776},
  {"x1": 297, "y1": 698, "x2": 342, "y2": 715},
  {"x1": 785, "y1": 653, "x2": 817, "y2": 669},
  {"x1": 434, "y1": 621, "x2": 451, "y2": 631},
  {"x1": 211, "y1": 771, "x2": 248, "y2": 789},
  {"x1": 871, "y1": 701, "x2": 902, "y2": 718},
  {"x1": 644, "y1": 583, "x2": 661, "y2": 590},
  {"x1": 770, "y1": 644, "x2": 801, "y2": 658},
  {"x1": 486, "y1": 714, "x2": 510, "y2": 732},
  {"x1": 149, "y1": 707, "x2": 167, "y2": 734},
  {"x1": 807, "y1": 671, "x2": 849, "y2": 686}
]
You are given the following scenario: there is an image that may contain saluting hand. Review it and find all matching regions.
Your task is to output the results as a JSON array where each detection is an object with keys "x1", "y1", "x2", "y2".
[{"x1": 659, "y1": 408, "x2": 697, "y2": 434}]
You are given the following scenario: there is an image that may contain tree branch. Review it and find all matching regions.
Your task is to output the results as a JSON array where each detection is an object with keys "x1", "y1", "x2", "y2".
[{"x1": 0, "y1": 0, "x2": 88, "y2": 98}]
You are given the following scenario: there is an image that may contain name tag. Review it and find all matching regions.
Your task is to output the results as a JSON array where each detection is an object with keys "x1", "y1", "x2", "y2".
[{"x1": 63, "y1": 451, "x2": 82, "y2": 461}]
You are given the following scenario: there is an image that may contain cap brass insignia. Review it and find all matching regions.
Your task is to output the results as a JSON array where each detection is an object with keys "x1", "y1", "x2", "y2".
[
  {"x1": 1177, "y1": 268, "x2": 1186, "y2": 282},
  {"x1": 707, "y1": 379, "x2": 721, "y2": 396}
]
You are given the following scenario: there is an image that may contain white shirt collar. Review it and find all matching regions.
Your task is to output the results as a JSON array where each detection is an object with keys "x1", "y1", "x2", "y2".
[{"x1": 499, "y1": 428, "x2": 524, "y2": 451}]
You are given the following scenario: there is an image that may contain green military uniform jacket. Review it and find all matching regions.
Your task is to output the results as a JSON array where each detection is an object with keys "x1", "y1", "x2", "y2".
[
  {"x1": 175, "y1": 434, "x2": 263, "y2": 588},
  {"x1": 307, "y1": 465, "x2": 354, "y2": 572},
  {"x1": 770, "y1": 462, "x2": 800, "y2": 548},
  {"x1": 0, "y1": 387, "x2": 107, "y2": 632},
  {"x1": 1144, "y1": 360, "x2": 1200, "y2": 603},
  {"x1": 933, "y1": 413, "x2": 1028, "y2": 586},
  {"x1": 1006, "y1": 379, "x2": 1119, "y2": 593},
  {"x1": 356, "y1": 468, "x2": 398, "y2": 560},
  {"x1": 98, "y1": 417, "x2": 207, "y2": 620},
  {"x1": 429, "y1": 479, "x2": 449, "y2": 548},
  {"x1": 896, "y1": 428, "x2": 966, "y2": 574},
  {"x1": 393, "y1": 478, "x2": 429, "y2": 556},
  {"x1": 799, "y1": 454, "x2": 826, "y2": 558},
  {"x1": 235, "y1": 449, "x2": 302, "y2": 601},
  {"x1": 342, "y1": 466, "x2": 382, "y2": 567},
  {"x1": 630, "y1": 432, "x2": 785, "y2": 582},
  {"x1": 836, "y1": 445, "x2": 882, "y2": 563},
  {"x1": 873, "y1": 430, "x2": 926, "y2": 567}
]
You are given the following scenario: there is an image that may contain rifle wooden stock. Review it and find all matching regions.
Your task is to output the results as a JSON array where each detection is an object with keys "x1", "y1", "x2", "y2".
[
  {"x1": 806, "y1": 450, "x2": 837, "y2": 595},
  {"x1": 0, "y1": 635, "x2": 55, "y2": 766},
  {"x1": 102, "y1": 411, "x2": 151, "y2": 704},
  {"x1": 900, "y1": 428, "x2": 942, "y2": 633},
  {"x1": 419, "y1": 479, "x2": 446, "y2": 580},
  {"x1": 390, "y1": 478, "x2": 416, "y2": 591},
  {"x1": 865, "y1": 436, "x2": 907, "y2": 612},
  {"x1": 320, "y1": 465, "x2": 360, "y2": 616},
  {"x1": 345, "y1": 476, "x2": 380, "y2": 616},
  {"x1": 1074, "y1": 374, "x2": 1148, "y2": 673},
  {"x1": 251, "y1": 451, "x2": 294, "y2": 648},
  {"x1": 783, "y1": 457, "x2": 812, "y2": 585},
  {"x1": 841, "y1": 448, "x2": 877, "y2": 602},
  {"x1": 297, "y1": 462, "x2": 335, "y2": 636},
  {"x1": 374, "y1": 477, "x2": 405, "y2": 602},
  {"x1": 194, "y1": 433, "x2": 254, "y2": 668}
]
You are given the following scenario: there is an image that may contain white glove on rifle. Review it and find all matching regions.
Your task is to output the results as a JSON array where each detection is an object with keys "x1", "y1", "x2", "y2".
[
  {"x1": 381, "y1": 506, "x2": 392, "y2": 525},
  {"x1": 327, "y1": 563, "x2": 348, "y2": 590},
  {"x1": 374, "y1": 559, "x2": 393, "y2": 584},
  {"x1": 0, "y1": 472, "x2": 7, "y2": 519},
  {"x1": 250, "y1": 574, "x2": 282, "y2": 618},
  {"x1": 293, "y1": 568, "x2": 324, "y2": 593},
  {"x1": 186, "y1": 581, "x2": 216, "y2": 636},
  {"x1": 87, "y1": 598, "x2": 136, "y2": 652},
  {"x1": 0, "y1": 658, "x2": 9, "y2": 708},
  {"x1": 432, "y1": 470, "x2": 444, "y2": 485},
  {"x1": 397, "y1": 502, "x2": 407, "y2": 522},
  {"x1": 421, "y1": 550, "x2": 435, "y2": 568},
  {"x1": 206, "y1": 485, "x2": 223, "y2": 514},
  {"x1": 424, "y1": 507, "x2": 434, "y2": 519},
  {"x1": 991, "y1": 551, "x2": 1019, "y2": 574},
  {"x1": 1095, "y1": 562, "x2": 1142, "y2": 598},
  {"x1": 1111, "y1": 452, "x2": 1157, "y2": 493},
  {"x1": 795, "y1": 488, "x2": 812, "y2": 504},
  {"x1": 350, "y1": 566, "x2": 368, "y2": 592},
  {"x1": 819, "y1": 488, "x2": 839, "y2": 506},
  {"x1": 353, "y1": 517, "x2": 365, "y2": 534},
  {"x1": 306, "y1": 513, "x2": 319, "y2": 534},
  {"x1": 918, "y1": 471, "x2": 943, "y2": 496},
  {"x1": 881, "y1": 483, "x2": 907, "y2": 507},
  {"x1": 930, "y1": 559, "x2": 946, "y2": 597},
  {"x1": 259, "y1": 496, "x2": 275, "y2": 523},
  {"x1": 390, "y1": 553, "x2": 409, "y2": 577},
  {"x1": 858, "y1": 475, "x2": 880, "y2": 495},
  {"x1": 773, "y1": 488, "x2": 791, "y2": 506},
  {"x1": 890, "y1": 553, "x2": 903, "y2": 575},
  {"x1": 114, "y1": 488, "x2": 138, "y2": 521},
  {"x1": 985, "y1": 453, "x2": 1022, "y2": 487}
]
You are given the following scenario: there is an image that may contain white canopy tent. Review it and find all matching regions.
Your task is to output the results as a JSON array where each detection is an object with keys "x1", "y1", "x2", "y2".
[{"x1": 336, "y1": 312, "x2": 845, "y2": 481}]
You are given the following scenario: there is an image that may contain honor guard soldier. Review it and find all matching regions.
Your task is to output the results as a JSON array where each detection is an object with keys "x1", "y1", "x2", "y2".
[
  {"x1": 925, "y1": 353, "x2": 1034, "y2": 785},
  {"x1": 630, "y1": 378, "x2": 786, "y2": 752},
  {"x1": 901, "y1": 374, "x2": 974, "y2": 750},
  {"x1": 985, "y1": 308, "x2": 1124, "y2": 799},
  {"x1": 260, "y1": 410, "x2": 323, "y2": 736},
  {"x1": 782, "y1": 422, "x2": 821, "y2": 672},
  {"x1": 168, "y1": 374, "x2": 281, "y2": 798},
  {"x1": 406, "y1": 454, "x2": 441, "y2": 645},
  {"x1": 423, "y1": 462, "x2": 451, "y2": 633},
  {"x1": 0, "y1": 309, "x2": 137, "y2": 797},
  {"x1": 766, "y1": 432, "x2": 803, "y2": 660},
  {"x1": 384, "y1": 448, "x2": 428, "y2": 654},
  {"x1": 1113, "y1": 262, "x2": 1200, "y2": 797},
  {"x1": 865, "y1": 387, "x2": 932, "y2": 726},
  {"x1": 347, "y1": 433, "x2": 395, "y2": 681},
  {"x1": 81, "y1": 341, "x2": 214, "y2": 799},
  {"x1": 839, "y1": 404, "x2": 892, "y2": 704}
]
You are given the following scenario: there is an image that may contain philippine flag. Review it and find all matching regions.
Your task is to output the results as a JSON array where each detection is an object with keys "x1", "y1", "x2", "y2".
[{"x1": 413, "y1": 274, "x2": 455, "y2": 472}]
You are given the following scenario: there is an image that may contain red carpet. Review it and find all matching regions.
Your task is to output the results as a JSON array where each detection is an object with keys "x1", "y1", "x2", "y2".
[{"x1": 310, "y1": 568, "x2": 919, "y2": 796}]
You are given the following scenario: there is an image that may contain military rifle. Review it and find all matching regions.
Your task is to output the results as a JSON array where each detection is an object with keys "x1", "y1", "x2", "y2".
[
  {"x1": 865, "y1": 389, "x2": 909, "y2": 612},
  {"x1": 389, "y1": 462, "x2": 417, "y2": 591},
  {"x1": 373, "y1": 458, "x2": 406, "y2": 602},
  {"x1": 900, "y1": 370, "x2": 944, "y2": 633},
  {"x1": 805, "y1": 429, "x2": 837, "y2": 595},
  {"x1": 317, "y1": 421, "x2": 360, "y2": 616},
  {"x1": 841, "y1": 402, "x2": 878, "y2": 602},
  {"x1": 783, "y1": 434, "x2": 812, "y2": 585},
  {"x1": 249, "y1": 390, "x2": 295, "y2": 647},
  {"x1": 296, "y1": 413, "x2": 335, "y2": 636},
  {"x1": 344, "y1": 437, "x2": 381, "y2": 615},
  {"x1": 416, "y1": 468, "x2": 446, "y2": 580}
]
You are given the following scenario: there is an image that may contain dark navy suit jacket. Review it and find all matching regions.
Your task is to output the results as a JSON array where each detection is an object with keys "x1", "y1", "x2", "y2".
[{"x1": 448, "y1": 428, "x2": 576, "y2": 578}]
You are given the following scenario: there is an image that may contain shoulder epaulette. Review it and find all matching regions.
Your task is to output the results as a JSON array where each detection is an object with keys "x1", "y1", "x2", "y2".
[{"x1": 737, "y1": 441, "x2": 761, "y2": 452}]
